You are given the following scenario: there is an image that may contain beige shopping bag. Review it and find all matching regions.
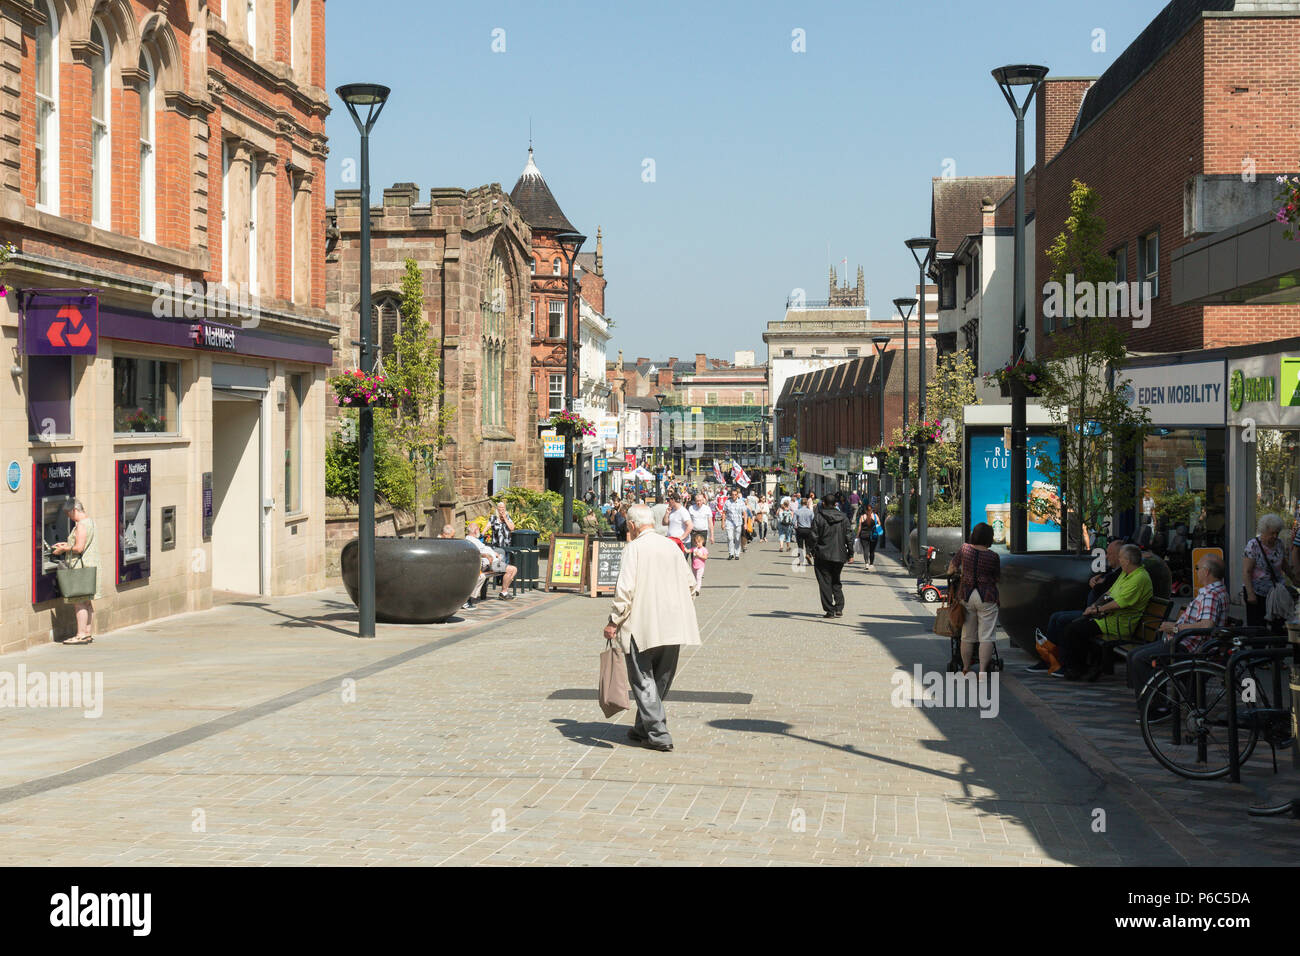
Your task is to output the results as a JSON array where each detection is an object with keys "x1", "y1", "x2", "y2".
[{"x1": 598, "y1": 640, "x2": 631, "y2": 718}]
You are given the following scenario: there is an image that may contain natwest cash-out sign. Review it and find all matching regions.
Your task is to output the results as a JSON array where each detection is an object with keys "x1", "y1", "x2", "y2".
[
  {"x1": 22, "y1": 291, "x2": 99, "y2": 355},
  {"x1": 191, "y1": 321, "x2": 238, "y2": 351}
]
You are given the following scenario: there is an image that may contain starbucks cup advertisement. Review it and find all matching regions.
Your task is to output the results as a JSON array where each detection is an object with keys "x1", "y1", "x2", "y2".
[{"x1": 967, "y1": 430, "x2": 1063, "y2": 551}]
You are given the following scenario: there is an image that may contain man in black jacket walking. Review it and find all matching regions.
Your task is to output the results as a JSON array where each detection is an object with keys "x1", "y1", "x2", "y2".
[{"x1": 811, "y1": 494, "x2": 855, "y2": 618}]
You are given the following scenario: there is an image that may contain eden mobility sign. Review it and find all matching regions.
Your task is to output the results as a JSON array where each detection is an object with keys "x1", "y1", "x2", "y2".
[{"x1": 1122, "y1": 361, "x2": 1225, "y2": 427}]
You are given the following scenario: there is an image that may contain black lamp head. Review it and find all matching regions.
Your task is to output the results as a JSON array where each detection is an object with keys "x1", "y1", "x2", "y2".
[
  {"x1": 905, "y1": 236, "x2": 939, "y2": 270},
  {"x1": 336, "y1": 83, "x2": 390, "y2": 134},
  {"x1": 893, "y1": 297, "x2": 918, "y2": 320},
  {"x1": 992, "y1": 64, "x2": 1049, "y2": 115},
  {"x1": 555, "y1": 231, "x2": 587, "y2": 261}
]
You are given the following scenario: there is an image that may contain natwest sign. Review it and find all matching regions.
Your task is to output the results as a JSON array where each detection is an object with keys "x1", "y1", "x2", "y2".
[
  {"x1": 22, "y1": 290, "x2": 99, "y2": 356},
  {"x1": 191, "y1": 321, "x2": 238, "y2": 351}
]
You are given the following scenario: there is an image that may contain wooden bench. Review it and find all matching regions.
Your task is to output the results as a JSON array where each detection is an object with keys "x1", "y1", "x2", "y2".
[{"x1": 1092, "y1": 595, "x2": 1173, "y2": 673}]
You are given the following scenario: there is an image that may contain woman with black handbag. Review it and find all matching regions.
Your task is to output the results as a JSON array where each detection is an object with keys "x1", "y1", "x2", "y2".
[{"x1": 51, "y1": 498, "x2": 101, "y2": 645}]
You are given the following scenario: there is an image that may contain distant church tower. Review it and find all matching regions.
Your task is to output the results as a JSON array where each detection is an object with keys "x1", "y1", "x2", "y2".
[{"x1": 827, "y1": 264, "x2": 866, "y2": 307}]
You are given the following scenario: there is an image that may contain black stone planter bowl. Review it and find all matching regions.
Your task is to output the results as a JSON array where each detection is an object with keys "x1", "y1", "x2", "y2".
[
  {"x1": 884, "y1": 513, "x2": 907, "y2": 552},
  {"x1": 995, "y1": 551, "x2": 1095, "y2": 654},
  {"x1": 908, "y1": 526, "x2": 964, "y2": 576},
  {"x1": 341, "y1": 536, "x2": 481, "y2": 624}
]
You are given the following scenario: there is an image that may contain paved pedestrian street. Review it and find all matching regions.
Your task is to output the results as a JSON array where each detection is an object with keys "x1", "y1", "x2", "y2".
[{"x1": 3, "y1": 542, "x2": 1298, "y2": 866}]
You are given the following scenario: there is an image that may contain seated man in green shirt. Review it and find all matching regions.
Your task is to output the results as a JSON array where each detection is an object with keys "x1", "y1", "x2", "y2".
[{"x1": 1056, "y1": 543, "x2": 1153, "y2": 682}]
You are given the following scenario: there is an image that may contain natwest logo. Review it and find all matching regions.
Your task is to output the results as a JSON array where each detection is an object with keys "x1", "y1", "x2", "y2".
[{"x1": 191, "y1": 322, "x2": 237, "y2": 351}]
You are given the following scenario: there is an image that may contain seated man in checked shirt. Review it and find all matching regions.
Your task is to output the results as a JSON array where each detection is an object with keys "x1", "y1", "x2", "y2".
[{"x1": 1127, "y1": 553, "x2": 1229, "y2": 706}]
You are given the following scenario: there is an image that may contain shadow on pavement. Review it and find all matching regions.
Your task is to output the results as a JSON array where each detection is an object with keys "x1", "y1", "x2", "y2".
[{"x1": 550, "y1": 718, "x2": 624, "y2": 749}]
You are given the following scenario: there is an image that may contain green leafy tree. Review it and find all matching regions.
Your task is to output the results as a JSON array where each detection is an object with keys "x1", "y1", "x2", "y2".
[
  {"x1": 925, "y1": 349, "x2": 980, "y2": 504},
  {"x1": 324, "y1": 413, "x2": 415, "y2": 512},
  {"x1": 379, "y1": 258, "x2": 455, "y2": 536},
  {"x1": 1037, "y1": 180, "x2": 1150, "y2": 552}
]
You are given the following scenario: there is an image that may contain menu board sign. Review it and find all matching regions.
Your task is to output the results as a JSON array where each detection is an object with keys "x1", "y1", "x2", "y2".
[
  {"x1": 547, "y1": 534, "x2": 590, "y2": 591},
  {"x1": 590, "y1": 539, "x2": 626, "y2": 596}
]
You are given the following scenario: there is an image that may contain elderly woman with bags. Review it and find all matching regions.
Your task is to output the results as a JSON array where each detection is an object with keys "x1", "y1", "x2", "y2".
[
  {"x1": 946, "y1": 522, "x2": 1000, "y2": 675},
  {"x1": 51, "y1": 498, "x2": 101, "y2": 645},
  {"x1": 1243, "y1": 513, "x2": 1296, "y2": 633}
]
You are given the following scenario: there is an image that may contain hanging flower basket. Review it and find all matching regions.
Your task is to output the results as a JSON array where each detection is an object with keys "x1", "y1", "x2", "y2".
[
  {"x1": 330, "y1": 369, "x2": 408, "y2": 408},
  {"x1": 547, "y1": 409, "x2": 597, "y2": 436},
  {"x1": 0, "y1": 239, "x2": 13, "y2": 297},
  {"x1": 985, "y1": 357, "x2": 1049, "y2": 397},
  {"x1": 1275, "y1": 175, "x2": 1300, "y2": 241},
  {"x1": 903, "y1": 419, "x2": 944, "y2": 447}
]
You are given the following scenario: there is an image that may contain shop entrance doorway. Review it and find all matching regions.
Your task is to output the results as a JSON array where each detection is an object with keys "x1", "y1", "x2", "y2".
[{"x1": 212, "y1": 392, "x2": 264, "y2": 594}]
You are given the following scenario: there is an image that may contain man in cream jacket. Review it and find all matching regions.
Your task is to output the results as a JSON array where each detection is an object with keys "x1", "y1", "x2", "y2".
[{"x1": 602, "y1": 503, "x2": 701, "y2": 751}]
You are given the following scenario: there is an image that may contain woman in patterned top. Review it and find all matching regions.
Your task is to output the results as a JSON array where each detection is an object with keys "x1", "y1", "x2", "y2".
[
  {"x1": 1243, "y1": 513, "x2": 1293, "y2": 632},
  {"x1": 946, "y1": 522, "x2": 1000, "y2": 674}
]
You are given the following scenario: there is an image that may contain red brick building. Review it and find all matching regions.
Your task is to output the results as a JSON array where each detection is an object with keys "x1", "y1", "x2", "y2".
[
  {"x1": 0, "y1": 0, "x2": 331, "y2": 651},
  {"x1": 1034, "y1": 0, "x2": 1300, "y2": 355}
]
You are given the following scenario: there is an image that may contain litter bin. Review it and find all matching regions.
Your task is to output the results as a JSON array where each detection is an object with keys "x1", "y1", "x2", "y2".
[{"x1": 511, "y1": 529, "x2": 541, "y2": 591}]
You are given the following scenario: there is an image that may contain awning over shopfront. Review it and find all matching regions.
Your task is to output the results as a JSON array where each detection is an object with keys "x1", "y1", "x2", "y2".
[{"x1": 1172, "y1": 210, "x2": 1300, "y2": 306}]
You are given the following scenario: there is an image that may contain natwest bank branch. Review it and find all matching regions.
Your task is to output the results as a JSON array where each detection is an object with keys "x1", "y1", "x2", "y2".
[{"x1": 1, "y1": 284, "x2": 334, "y2": 652}]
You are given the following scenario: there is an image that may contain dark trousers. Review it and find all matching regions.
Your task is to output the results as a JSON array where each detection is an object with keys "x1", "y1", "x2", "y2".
[
  {"x1": 860, "y1": 536, "x2": 877, "y2": 564},
  {"x1": 795, "y1": 528, "x2": 813, "y2": 558},
  {"x1": 625, "y1": 638, "x2": 680, "y2": 748},
  {"x1": 1046, "y1": 609, "x2": 1082, "y2": 646},
  {"x1": 815, "y1": 560, "x2": 845, "y2": 614},
  {"x1": 1059, "y1": 616, "x2": 1102, "y2": 672}
]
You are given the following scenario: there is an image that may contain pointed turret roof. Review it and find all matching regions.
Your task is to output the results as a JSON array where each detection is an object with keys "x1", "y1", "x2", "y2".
[{"x1": 509, "y1": 147, "x2": 577, "y2": 234}]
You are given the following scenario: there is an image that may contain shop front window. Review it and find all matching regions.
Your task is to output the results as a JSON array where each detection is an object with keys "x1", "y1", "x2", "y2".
[
  {"x1": 285, "y1": 373, "x2": 305, "y2": 513},
  {"x1": 1140, "y1": 427, "x2": 1225, "y2": 563},
  {"x1": 27, "y1": 355, "x2": 74, "y2": 440},
  {"x1": 113, "y1": 357, "x2": 179, "y2": 434}
]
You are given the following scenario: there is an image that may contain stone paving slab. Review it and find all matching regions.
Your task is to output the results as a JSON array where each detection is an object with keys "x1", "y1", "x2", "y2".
[{"x1": 1, "y1": 538, "x2": 1292, "y2": 865}]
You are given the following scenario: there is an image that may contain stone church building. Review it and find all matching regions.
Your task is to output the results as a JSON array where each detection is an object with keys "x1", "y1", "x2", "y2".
[{"x1": 325, "y1": 181, "x2": 543, "y2": 541}]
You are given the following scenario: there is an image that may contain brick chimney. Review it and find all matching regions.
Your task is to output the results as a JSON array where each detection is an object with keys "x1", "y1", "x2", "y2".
[
  {"x1": 636, "y1": 357, "x2": 649, "y2": 366},
  {"x1": 668, "y1": 356, "x2": 678, "y2": 370},
  {"x1": 1036, "y1": 78, "x2": 1093, "y2": 169},
  {"x1": 657, "y1": 368, "x2": 673, "y2": 389},
  {"x1": 695, "y1": 353, "x2": 707, "y2": 372}
]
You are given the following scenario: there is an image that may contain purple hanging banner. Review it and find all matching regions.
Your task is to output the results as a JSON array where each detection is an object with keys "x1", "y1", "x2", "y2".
[{"x1": 23, "y1": 290, "x2": 99, "y2": 356}]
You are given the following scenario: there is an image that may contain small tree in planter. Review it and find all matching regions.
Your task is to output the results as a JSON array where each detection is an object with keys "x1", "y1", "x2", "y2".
[
  {"x1": 380, "y1": 258, "x2": 455, "y2": 537},
  {"x1": 1036, "y1": 180, "x2": 1150, "y2": 553}
]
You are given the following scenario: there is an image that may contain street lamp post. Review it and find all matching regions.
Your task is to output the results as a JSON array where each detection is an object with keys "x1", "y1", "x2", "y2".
[
  {"x1": 994, "y1": 63, "x2": 1048, "y2": 553},
  {"x1": 653, "y1": 392, "x2": 666, "y2": 501},
  {"x1": 556, "y1": 231, "x2": 586, "y2": 532},
  {"x1": 892, "y1": 297, "x2": 916, "y2": 565},
  {"x1": 871, "y1": 334, "x2": 892, "y2": 502},
  {"x1": 905, "y1": 238, "x2": 938, "y2": 564},
  {"x1": 336, "y1": 82, "x2": 390, "y2": 639}
]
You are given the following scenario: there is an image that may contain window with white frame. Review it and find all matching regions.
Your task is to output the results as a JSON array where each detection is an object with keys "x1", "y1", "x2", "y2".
[
  {"x1": 846, "y1": 348, "x2": 858, "y2": 358},
  {"x1": 552, "y1": 257, "x2": 561, "y2": 276},
  {"x1": 548, "y1": 374, "x2": 564, "y2": 414},
  {"x1": 529, "y1": 257, "x2": 535, "y2": 275},
  {"x1": 548, "y1": 300, "x2": 563, "y2": 339},
  {"x1": 91, "y1": 21, "x2": 111, "y2": 229},
  {"x1": 138, "y1": 50, "x2": 156, "y2": 242},
  {"x1": 1138, "y1": 230, "x2": 1159, "y2": 301},
  {"x1": 35, "y1": 0, "x2": 59, "y2": 213},
  {"x1": 248, "y1": 154, "x2": 259, "y2": 294},
  {"x1": 221, "y1": 140, "x2": 231, "y2": 283},
  {"x1": 530, "y1": 300, "x2": 535, "y2": 338}
]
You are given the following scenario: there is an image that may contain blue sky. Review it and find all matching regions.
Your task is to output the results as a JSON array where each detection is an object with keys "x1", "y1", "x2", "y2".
[{"x1": 325, "y1": 0, "x2": 1169, "y2": 362}]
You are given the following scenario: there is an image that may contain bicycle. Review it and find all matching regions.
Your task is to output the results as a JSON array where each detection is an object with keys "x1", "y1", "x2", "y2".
[{"x1": 1137, "y1": 625, "x2": 1293, "y2": 780}]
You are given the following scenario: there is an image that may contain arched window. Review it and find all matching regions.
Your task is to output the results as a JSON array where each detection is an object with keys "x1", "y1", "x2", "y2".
[
  {"x1": 138, "y1": 49, "x2": 156, "y2": 242},
  {"x1": 551, "y1": 257, "x2": 561, "y2": 276},
  {"x1": 90, "y1": 21, "x2": 111, "y2": 228},
  {"x1": 481, "y1": 253, "x2": 508, "y2": 427},
  {"x1": 370, "y1": 296, "x2": 400, "y2": 369},
  {"x1": 34, "y1": 0, "x2": 59, "y2": 212}
]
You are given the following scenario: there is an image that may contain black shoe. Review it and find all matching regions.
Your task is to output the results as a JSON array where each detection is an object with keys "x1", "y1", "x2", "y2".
[
  {"x1": 1049, "y1": 669, "x2": 1067, "y2": 679},
  {"x1": 644, "y1": 741, "x2": 673, "y2": 752},
  {"x1": 1024, "y1": 661, "x2": 1049, "y2": 673},
  {"x1": 824, "y1": 612, "x2": 836, "y2": 618},
  {"x1": 834, "y1": 611, "x2": 844, "y2": 617}
]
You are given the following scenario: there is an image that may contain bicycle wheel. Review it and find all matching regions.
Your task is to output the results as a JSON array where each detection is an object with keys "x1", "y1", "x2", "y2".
[{"x1": 1139, "y1": 659, "x2": 1259, "y2": 780}]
